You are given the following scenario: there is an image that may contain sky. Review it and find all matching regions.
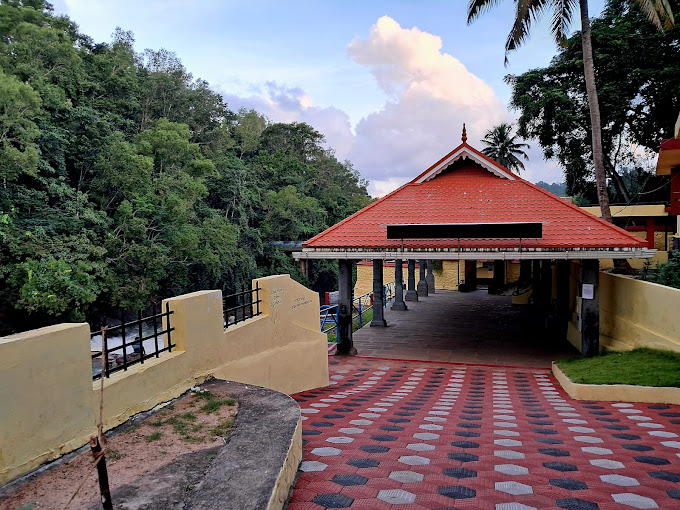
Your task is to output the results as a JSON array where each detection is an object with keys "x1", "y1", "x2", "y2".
[{"x1": 54, "y1": 0, "x2": 607, "y2": 196}]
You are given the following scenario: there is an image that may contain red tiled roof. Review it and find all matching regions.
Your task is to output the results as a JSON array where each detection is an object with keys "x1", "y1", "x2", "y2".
[{"x1": 304, "y1": 143, "x2": 646, "y2": 251}]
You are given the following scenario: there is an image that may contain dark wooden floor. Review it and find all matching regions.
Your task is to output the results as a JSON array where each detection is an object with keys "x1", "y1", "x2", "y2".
[{"x1": 353, "y1": 288, "x2": 579, "y2": 367}]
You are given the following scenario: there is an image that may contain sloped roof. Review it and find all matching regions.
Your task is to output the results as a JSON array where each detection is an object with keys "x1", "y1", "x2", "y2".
[{"x1": 301, "y1": 142, "x2": 648, "y2": 255}]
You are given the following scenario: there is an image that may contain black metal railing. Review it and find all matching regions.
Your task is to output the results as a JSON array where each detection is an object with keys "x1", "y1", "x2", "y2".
[
  {"x1": 91, "y1": 303, "x2": 175, "y2": 380},
  {"x1": 224, "y1": 283, "x2": 262, "y2": 329}
]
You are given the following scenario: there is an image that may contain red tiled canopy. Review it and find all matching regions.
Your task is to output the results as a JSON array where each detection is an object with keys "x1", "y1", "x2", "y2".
[{"x1": 299, "y1": 142, "x2": 649, "y2": 259}]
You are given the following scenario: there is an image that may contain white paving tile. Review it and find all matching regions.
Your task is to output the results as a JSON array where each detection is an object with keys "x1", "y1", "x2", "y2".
[{"x1": 611, "y1": 493, "x2": 658, "y2": 509}]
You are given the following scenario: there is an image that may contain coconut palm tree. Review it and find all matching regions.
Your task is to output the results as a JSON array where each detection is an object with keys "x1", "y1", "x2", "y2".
[
  {"x1": 481, "y1": 123, "x2": 530, "y2": 174},
  {"x1": 467, "y1": 0, "x2": 674, "y2": 223}
]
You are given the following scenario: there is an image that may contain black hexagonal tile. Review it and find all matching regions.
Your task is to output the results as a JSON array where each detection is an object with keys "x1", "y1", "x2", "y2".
[
  {"x1": 536, "y1": 438, "x2": 564, "y2": 444},
  {"x1": 451, "y1": 441, "x2": 480, "y2": 449},
  {"x1": 458, "y1": 423, "x2": 481, "y2": 429},
  {"x1": 371, "y1": 434, "x2": 397, "y2": 442},
  {"x1": 613, "y1": 434, "x2": 641, "y2": 440},
  {"x1": 438, "y1": 485, "x2": 476, "y2": 499},
  {"x1": 649, "y1": 471, "x2": 680, "y2": 482},
  {"x1": 635, "y1": 456, "x2": 670, "y2": 465},
  {"x1": 668, "y1": 489, "x2": 680, "y2": 499},
  {"x1": 332, "y1": 474, "x2": 368, "y2": 486},
  {"x1": 556, "y1": 498, "x2": 600, "y2": 510},
  {"x1": 443, "y1": 467, "x2": 477, "y2": 479},
  {"x1": 347, "y1": 458, "x2": 379, "y2": 468},
  {"x1": 360, "y1": 444, "x2": 389, "y2": 453},
  {"x1": 455, "y1": 431, "x2": 481, "y2": 438},
  {"x1": 623, "y1": 444, "x2": 654, "y2": 452},
  {"x1": 388, "y1": 418, "x2": 410, "y2": 423},
  {"x1": 660, "y1": 412, "x2": 680, "y2": 417},
  {"x1": 313, "y1": 494, "x2": 354, "y2": 508},
  {"x1": 545, "y1": 461, "x2": 579, "y2": 472},
  {"x1": 539, "y1": 448, "x2": 571, "y2": 457},
  {"x1": 447, "y1": 452, "x2": 478, "y2": 463},
  {"x1": 310, "y1": 421, "x2": 334, "y2": 427},
  {"x1": 551, "y1": 478, "x2": 588, "y2": 490},
  {"x1": 302, "y1": 429, "x2": 322, "y2": 436},
  {"x1": 533, "y1": 428, "x2": 558, "y2": 435}
]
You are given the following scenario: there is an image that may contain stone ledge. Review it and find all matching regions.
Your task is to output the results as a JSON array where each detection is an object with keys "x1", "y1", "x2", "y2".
[
  {"x1": 552, "y1": 362, "x2": 680, "y2": 404},
  {"x1": 185, "y1": 379, "x2": 302, "y2": 510}
]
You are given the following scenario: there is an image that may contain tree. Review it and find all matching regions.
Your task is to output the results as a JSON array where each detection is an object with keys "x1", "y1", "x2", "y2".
[
  {"x1": 506, "y1": 0, "x2": 680, "y2": 202},
  {"x1": 467, "y1": 0, "x2": 674, "y2": 222},
  {"x1": 480, "y1": 122, "x2": 530, "y2": 174}
]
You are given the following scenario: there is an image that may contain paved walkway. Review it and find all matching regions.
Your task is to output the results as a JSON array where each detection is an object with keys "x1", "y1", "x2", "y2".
[
  {"x1": 289, "y1": 357, "x2": 680, "y2": 510},
  {"x1": 353, "y1": 289, "x2": 579, "y2": 367}
]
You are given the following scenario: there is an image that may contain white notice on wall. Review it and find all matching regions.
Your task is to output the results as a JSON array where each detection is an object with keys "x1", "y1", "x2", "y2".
[{"x1": 582, "y1": 284, "x2": 594, "y2": 300}]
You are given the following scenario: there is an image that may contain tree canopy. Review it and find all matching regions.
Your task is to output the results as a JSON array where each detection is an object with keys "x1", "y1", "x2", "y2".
[
  {"x1": 480, "y1": 123, "x2": 530, "y2": 174},
  {"x1": 0, "y1": 0, "x2": 371, "y2": 334},
  {"x1": 506, "y1": 0, "x2": 680, "y2": 203}
]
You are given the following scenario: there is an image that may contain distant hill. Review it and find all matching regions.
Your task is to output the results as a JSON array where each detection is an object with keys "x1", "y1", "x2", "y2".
[{"x1": 535, "y1": 181, "x2": 567, "y2": 197}]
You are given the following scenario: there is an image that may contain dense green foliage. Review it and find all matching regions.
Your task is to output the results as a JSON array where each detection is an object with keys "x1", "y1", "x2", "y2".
[
  {"x1": 557, "y1": 347, "x2": 680, "y2": 387},
  {"x1": 507, "y1": 0, "x2": 680, "y2": 202},
  {"x1": 0, "y1": 0, "x2": 371, "y2": 333}
]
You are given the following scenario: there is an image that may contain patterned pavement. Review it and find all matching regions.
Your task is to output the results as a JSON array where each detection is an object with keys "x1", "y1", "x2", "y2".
[{"x1": 288, "y1": 357, "x2": 680, "y2": 510}]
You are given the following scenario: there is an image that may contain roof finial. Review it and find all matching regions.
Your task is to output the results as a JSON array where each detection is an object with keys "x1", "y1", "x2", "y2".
[{"x1": 462, "y1": 123, "x2": 467, "y2": 143}]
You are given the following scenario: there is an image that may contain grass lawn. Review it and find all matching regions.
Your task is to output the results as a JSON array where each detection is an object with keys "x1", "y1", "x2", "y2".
[
  {"x1": 326, "y1": 308, "x2": 374, "y2": 343},
  {"x1": 557, "y1": 348, "x2": 680, "y2": 387}
]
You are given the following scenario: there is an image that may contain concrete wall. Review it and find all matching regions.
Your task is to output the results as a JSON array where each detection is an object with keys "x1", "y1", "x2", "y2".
[
  {"x1": 0, "y1": 275, "x2": 327, "y2": 484},
  {"x1": 566, "y1": 266, "x2": 680, "y2": 353},
  {"x1": 599, "y1": 272, "x2": 680, "y2": 352}
]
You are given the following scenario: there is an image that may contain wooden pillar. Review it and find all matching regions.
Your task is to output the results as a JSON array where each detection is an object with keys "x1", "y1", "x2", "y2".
[
  {"x1": 337, "y1": 259, "x2": 355, "y2": 355},
  {"x1": 370, "y1": 259, "x2": 387, "y2": 327},
  {"x1": 426, "y1": 260, "x2": 436, "y2": 294},
  {"x1": 392, "y1": 260, "x2": 407, "y2": 310},
  {"x1": 405, "y1": 259, "x2": 418, "y2": 301},
  {"x1": 581, "y1": 259, "x2": 600, "y2": 356},
  {"x1": 417, "y1": 259, "x2": 428, "y2": 297}
]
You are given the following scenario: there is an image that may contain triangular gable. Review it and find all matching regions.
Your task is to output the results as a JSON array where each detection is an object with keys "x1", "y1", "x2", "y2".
[{"x1": 413, "y1": 142, "x2": 517, "y2": 183}]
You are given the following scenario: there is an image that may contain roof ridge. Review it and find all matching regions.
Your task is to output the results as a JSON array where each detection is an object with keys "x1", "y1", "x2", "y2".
[
  {"x1": 411, "y1": 142, "x2": 520, "y2": 183},
  {"x1": 515, "y1": 178, "x2": 647, "y2": 245}
]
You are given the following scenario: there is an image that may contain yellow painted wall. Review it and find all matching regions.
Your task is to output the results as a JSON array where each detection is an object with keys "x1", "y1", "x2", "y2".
[
  {"x1": 354, "y1": 263, "x2": 401, "y2": 296},
  {"x1": 0, "y1": 275, "x2": 327, "y2": 484},
  {"x1": 600, "y1": 272, "x2": 680, "y2": 352},
  {"x1": 355, "y1": 260, "x2": 522, "y2": 293},
  {"x1": 566, "y1": 265, "x2": 680, "y2": 354}
]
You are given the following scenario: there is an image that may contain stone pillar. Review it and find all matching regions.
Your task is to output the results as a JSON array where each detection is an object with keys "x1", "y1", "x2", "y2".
[
  {"x1": 405, "y1": 259, "x2": 418, "y2": 301},
  {"x1": 370, "y1": 259, "x2": 387, "y2": 327},
  {"x1": 391, "y1": 259, "x2": 407, "y2": 311},
  {"x1": 417, "y1": 259, "x2": 428, "y2": 297},
  {"x1": 581, "y1": 259, "x2": 600, "y2": 356},
  {"x1": 426, "y1": 260, "x2": 436, "y2": 294},
  {"x1": 519, "y1": 260, "x2": 532, "y2": 287},
  {"x1": 337, "y1": 259, "x2": 355, "y2": 355},
  {"x1": 460, "y1": 260, "x2": 477, "y2": 292},
  {"x1": 556, "y1": 260, "x2": 570, "y2": 341},
  {"x1": 490, "y1": 260, "x2": 505, "y2": 294}
]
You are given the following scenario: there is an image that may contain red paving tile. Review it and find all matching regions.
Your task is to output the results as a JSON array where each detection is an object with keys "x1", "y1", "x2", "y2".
[{"x1": 289, "y1": 357, "x2": 680, "y2": 510}]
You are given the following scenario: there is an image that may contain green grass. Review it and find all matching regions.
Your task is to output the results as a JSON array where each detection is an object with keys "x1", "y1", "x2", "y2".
[
  {"x1": 146, "y1": 431, "x2": 162, "y2": 442},
  {"x1": 557, "y1": 348, "x2": 680, "y2": 387},
  {"x1": 326, "y1": 308, "x2": 374, "y2": 343}
]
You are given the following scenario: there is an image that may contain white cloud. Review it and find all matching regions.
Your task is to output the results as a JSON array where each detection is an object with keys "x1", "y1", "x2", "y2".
[
  {"x1": 219, "y1": 82, "x2": 355, "y2": 161},
  {"x1": 346, "y1": 16, "x2": 509, "y2": 193}
]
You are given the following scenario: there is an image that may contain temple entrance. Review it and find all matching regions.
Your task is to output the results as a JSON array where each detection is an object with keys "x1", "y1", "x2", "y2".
[{"x1": 351, "y1": 288, "x2": 579, "y2": 367}]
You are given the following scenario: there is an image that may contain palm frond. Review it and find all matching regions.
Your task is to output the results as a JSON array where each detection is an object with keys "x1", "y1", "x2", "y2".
[
  {"x1": 467, "y1": 0, "x2": 505, "y2": 24},
  {"x1": 505, "y1": 0, "x2": 550, "y2": 64},
  {"x1": 635, "y1": 0, "x2": 675, "y2": 30},
  {"x1": 550, "y1": 0, "x2": 578, "y2": 47}
]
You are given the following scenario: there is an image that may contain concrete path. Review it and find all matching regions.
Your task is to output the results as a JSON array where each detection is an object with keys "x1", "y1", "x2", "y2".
[
  {"x1": 352, "y1": 289, "x2": 579, "y2": 367},
  {"x1": 289, "y1": 357, "x2": 680, "y2": 510}
]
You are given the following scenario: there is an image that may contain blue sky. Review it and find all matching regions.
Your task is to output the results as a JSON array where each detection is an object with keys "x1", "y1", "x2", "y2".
[{"x1": 55, "y1": 0, "x2": 607, "y2": 195}]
